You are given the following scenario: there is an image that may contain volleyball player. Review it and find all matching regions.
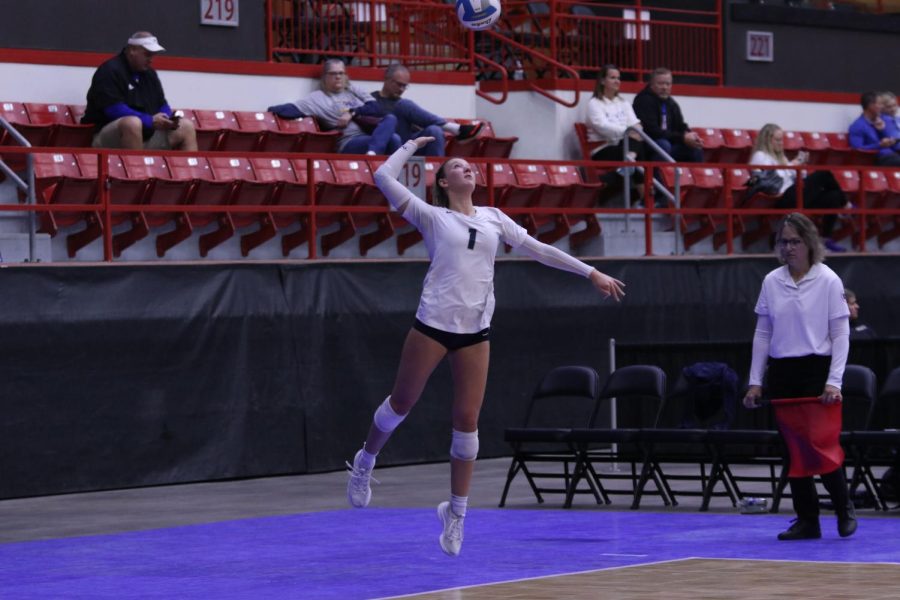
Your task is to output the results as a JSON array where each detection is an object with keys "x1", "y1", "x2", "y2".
[{"x1": 345, "y1": 137, "x2": 625, "y2": 556}]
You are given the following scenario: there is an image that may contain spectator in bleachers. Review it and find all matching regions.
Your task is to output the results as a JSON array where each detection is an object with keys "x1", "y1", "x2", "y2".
[
  {"x1": 82, "y1": 32, "x2": 197, "y2": 151},
  {"x1": 369, "y1": 64, "x2": 484, "y2": 157},
  {"x1": 750, "y1": 123, "x2": 849, "y2": 252},
  {"x1": 848, "y1": 91, "x2": 900, "y2": 167},
  {"x1": 844, "y1": 288, "x2": 877, "y2": 340},
  {"x1": 879, "y1": 91, "x2": 900, "y2": 133},
  {"x1": 632, "y1": 67, "x2": 704, "y2": 163},
  {"x1": 585, "y1": 64, "x2": 645, "y2": 164},
  {"x1": 267, "y1": 59, "x2": 400, "y2": 155}
]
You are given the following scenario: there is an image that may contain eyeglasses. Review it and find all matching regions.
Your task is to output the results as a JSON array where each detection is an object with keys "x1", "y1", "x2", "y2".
[
  {"x1": 778, "y1": 238, "x2": 804, "y2": 248},
  {"x1": 389, "y1": 80, "x2": 409, "y2": 89},
  {"x1": 326, "y1": 71, "x2": 346, "y2": 77}
]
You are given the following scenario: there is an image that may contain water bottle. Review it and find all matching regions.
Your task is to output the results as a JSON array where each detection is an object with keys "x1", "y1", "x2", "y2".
[
  {"x1": 739, "y1": 497, "x2": 768, "y2": 514},
  {"x1": 512, "y1": 59, "x2": 524, "y2": 81}
]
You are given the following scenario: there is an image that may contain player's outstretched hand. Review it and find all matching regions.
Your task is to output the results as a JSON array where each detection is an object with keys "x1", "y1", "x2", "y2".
[
  {"x1": 413, "y1": 136, "x2": 435, "y2": 150},
  {"x1": 590, "y1": 269, "x2": 625, "y2": 302}
]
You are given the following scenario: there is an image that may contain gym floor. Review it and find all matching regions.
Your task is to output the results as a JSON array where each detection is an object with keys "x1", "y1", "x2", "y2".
[{"x1": 1, "y1": 458, "x2": 897, "y2": 598}]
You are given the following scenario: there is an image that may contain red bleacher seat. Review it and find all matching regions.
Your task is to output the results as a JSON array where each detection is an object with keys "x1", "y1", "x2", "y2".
[
  {"x1": 276, "y1": 116, "x2": 338, "y2": 154},
  {"x1": 231, "y1": 111, "x2": 300, "y2": 153},
  {"x1": 472, "y1": 162, "x2": 516, "y2": 207},
  {"x1": 825, "y1": 169, "x2": 861, "y2": 245},
  {"x1": 319, "y1": 159, "x2": 386, "y2": 256},
  {"x1": 218, "y1": 110, "x2": 268, "y2": 152},
  {"x1": 24, "y1": 102, "x2": 94, "y2": 147},
  {"x1": 694, "y1": 128, "x2": 725, "y2": 163},
  {"x1": 800, "y1": 131, "x2": 831, "y2": 166},
  {"x1": 150, "y1": 156, "x2": 213, "y2": 256},
  {"x1": 445, "y1": 118, "x2": 487, "y2": 158},
  {"x1": 680, "y1": 167, "x2": 725, "y2": 249},
  {"x1": 546, "y1": 163, "x2": 604, "y2": 246},
  {"x1": 508, "y1": 163, "x2": 571, "y2": 244},
  {"x1": 236, "y1": 157, "x2": 297, "y2": 255},
  {"x1": 825, "y1": 133, "x2": 878, "y2": 166},
  {"x1": 0, "y1": 101, "x2": 52, "y2": 147},
  {"x1": 188, "y1": 109, "x2": 238, "y2": 151},
  {"x1": 29, "y1": 153, "x2": 99, "y2": 244},
  {"x1": 713, "y1": 167, "x2": 751, "y2": 250},
  {"x1": 875, "y1": 170, "x2": 900, "y2": 247},
  {"x1": 196, "y1": 156, "x2": 276, "y2": 256},
  {"x1": 478, "y1": 122, "x2": 519, "y2": 159},
  {"x1": 857, "y1": 169, "x2": 889, "y2": 243},
  {"x1": 281, "y1": 158, "x2": 350, "y2": 257},
  {"x1": 106, "y1": 154, "x2": 178, "y2": 256},
  {"x1": 718, "y1": 129, "x2": 753, "y2": 165}
]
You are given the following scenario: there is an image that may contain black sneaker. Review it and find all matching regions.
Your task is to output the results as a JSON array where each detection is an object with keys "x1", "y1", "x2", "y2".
[
  {"x1": 457, "y1": 122, "x2": 484, "y2": 142},
  {"x1": 838, "y1": 503, "x2": 857, "y2": 538},
  {"x1": 777, "y1": 518, "x2": 821, "y2": 541}
]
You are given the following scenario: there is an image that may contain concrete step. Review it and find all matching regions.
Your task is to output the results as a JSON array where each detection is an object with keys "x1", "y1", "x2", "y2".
[{"x1": 0, "y1": 232, "x2": 52, "y2": 263}]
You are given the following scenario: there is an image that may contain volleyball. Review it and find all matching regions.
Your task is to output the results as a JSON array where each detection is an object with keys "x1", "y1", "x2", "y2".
[{"x1": 456, "y1": 0, "x2": 502, "y2": 31}]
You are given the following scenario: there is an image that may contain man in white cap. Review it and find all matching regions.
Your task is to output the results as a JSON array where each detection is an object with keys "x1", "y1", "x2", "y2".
[{"x1": 82, "y1": 31, "x2": 197, "y2": 151}]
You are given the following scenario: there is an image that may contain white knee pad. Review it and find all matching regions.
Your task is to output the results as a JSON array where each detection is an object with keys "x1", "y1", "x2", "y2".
[
  {"x1": 373, "y1": 396, "x2": 406, "y2": 433},
  {"x1": 450, "y1": 429, "x2": 479, "y2": 462}
]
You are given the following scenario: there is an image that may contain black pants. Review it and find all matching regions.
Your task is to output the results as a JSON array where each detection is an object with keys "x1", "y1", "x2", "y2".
[
  {"x1": 767, "y1": 355, "x2": 851, "y2": 522},
  {"x1": 776, "y1": 170, "x2": 846, "y2": 238},
  {"x1": 591, "y1": 138, "x2": 645, "y2": 163}
]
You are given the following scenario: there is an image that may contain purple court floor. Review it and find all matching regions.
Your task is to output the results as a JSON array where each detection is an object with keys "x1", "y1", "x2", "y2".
[{"x1": 0, "y1": 508, "x2": 896, "y2": 599}]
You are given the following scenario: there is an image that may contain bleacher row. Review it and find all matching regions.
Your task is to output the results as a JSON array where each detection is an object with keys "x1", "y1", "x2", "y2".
[
  {"x1": 23, "y1": 152, "x2": 611, "y2": 259},
  {"x1": 0, "y1": 101, "x2": 519, "y2": 158},
  {"x1": 574, "y1": 122, "x2": 881, "y2": 168},
  {"x1": 4, "y1": 101, "x2": 900, "y2": 258}
]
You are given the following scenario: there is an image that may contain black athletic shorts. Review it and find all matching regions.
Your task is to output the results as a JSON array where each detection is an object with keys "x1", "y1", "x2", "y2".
[{"x1": 413, "y1": 319, "x2": 490, "y2": 351}]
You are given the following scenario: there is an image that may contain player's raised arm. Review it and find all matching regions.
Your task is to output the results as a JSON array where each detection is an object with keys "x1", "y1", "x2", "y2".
[{"x1": 373, "y1": 137, "x2": 435, "y2": 214}]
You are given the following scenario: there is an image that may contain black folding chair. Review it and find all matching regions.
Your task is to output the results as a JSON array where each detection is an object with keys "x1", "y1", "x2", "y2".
[
  {"x1": 567, "y1": 365, "x2": 668, "y2": 509},
  {"x1": 499, "y1": 365, "x2": 602, "y2": 507}
]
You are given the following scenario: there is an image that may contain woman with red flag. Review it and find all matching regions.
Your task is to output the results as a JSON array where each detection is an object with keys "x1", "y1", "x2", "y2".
[{"x1": 743, "y1": 212, "x2": 855, "y2": 540}]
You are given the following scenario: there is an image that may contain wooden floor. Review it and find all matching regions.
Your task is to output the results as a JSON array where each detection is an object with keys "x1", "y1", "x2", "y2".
[{"x1": 400, "y1": 559, "x2": 900, "y2": 600}]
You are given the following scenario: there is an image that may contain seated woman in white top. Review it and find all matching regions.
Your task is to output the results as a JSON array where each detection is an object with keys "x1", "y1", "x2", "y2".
[
  {"x1": 585, "y1": 64, "x2": 645, "y2": 163},
  {"x1": 749, "y1": 123, "x2": 849, "y2": 252}
]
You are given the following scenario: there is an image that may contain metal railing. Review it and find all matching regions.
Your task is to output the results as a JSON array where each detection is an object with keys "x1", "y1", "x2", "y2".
[
  {"x1": 266, "y1": 0, "x2": 724, "y2": 89},
  {"x1": 1, "y1": 144, "x2": 897, "y2": 263},
  {"x1": 0, "y1": 117, "x2": 38, "y2": 262},
  {"x1": 268, "y1": 0, "x2": 471, "y2": 70}
]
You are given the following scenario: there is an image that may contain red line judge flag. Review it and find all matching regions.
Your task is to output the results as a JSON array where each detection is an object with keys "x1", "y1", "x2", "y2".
[{"x1": 772, "y1": 397, "x2": 844, "y2": 478}]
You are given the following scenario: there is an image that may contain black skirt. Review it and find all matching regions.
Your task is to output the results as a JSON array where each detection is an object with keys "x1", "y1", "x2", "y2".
[{"x1": 766, "y1": 354, "x2": 831, "y2": 400}]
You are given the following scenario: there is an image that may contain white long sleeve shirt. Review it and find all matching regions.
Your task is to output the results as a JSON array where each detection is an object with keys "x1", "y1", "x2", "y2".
[{"x1": 374, "y1": 141, "x2": 594, "y2": 333}]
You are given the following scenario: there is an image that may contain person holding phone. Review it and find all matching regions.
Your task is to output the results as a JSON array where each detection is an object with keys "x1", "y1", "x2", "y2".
[
  {"x1": 750, "y1": 124, "x2": 849, "y2": 252},
  {"x1": 83, "y1": 32, "x2": 197, "y2": 151}
]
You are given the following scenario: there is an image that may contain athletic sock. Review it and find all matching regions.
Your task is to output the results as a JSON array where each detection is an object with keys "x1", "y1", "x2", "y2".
[
  {"x1": 450, "y1": 494, "x2": 468, "y2": 518},
  {"x1": 442, "y1": 122, "x2": 461, "y2": 135},
  {"x1": 357, "y1": 445, "x2": 377, "y2": 471}
]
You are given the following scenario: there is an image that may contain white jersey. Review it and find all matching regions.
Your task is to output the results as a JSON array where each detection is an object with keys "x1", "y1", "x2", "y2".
[
  {"x1": 375, "y1": 141, "x2": 594, "y2": 334},
  {"x1": 405, "y1": 201, "x2": 527, "y2": 333}
]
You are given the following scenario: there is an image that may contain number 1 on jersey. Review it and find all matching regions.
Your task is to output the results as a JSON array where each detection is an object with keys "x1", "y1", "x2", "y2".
[{"x1": 467, "y1": 228, "x2": 477, "y2": 250}]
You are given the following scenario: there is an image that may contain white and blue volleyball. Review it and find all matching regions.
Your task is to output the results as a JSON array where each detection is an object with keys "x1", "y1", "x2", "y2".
[{"x1": 456, "y1": 0, "x2": 502, "y2": 31}]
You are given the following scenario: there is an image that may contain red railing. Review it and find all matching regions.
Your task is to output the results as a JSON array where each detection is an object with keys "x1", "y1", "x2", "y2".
[
  {"x1": 268, "y1": 0, "x2": 472, "y2": 71},
  {"x1": 3, "y1": 145, "x2": 898, "y2": 262},
  {"x1": 266, "y1": 1, "x2": 723, "y2": 86}
]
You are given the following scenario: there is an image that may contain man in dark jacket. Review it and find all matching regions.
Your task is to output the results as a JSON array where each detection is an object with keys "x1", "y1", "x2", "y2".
[
  {"x1": 632, "y1": 67, "x2": 703, "y2": 163},
  {"x1": 83, "y1": 31, "x2": 197, "y2": 151}
]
